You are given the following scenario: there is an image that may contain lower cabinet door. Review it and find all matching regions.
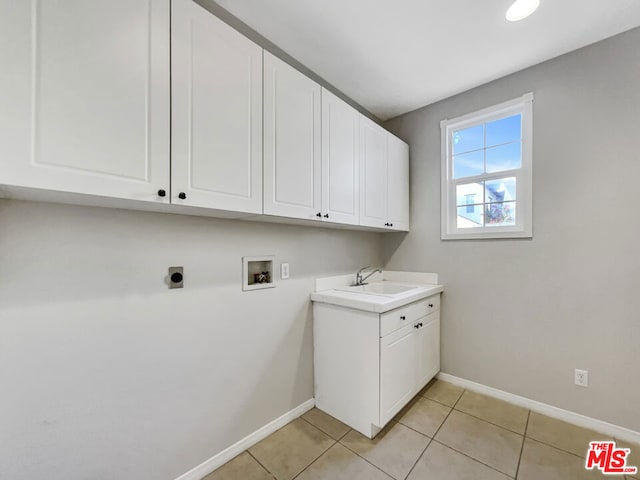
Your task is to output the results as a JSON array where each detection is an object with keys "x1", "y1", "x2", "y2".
[
  {"x1": 380, "y1": 323, "x2": 417, "y2": 425},
  {"x1": 416, "y1": 312, "x2": 441, "y2": 388}
]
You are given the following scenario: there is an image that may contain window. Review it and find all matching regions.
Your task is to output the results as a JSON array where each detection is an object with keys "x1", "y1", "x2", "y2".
[{"x1": 440, "y1": 93, "x2": 533, "y2": 239}]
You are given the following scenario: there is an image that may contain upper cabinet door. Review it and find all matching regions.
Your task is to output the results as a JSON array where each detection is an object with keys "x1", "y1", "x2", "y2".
[
  {"x1": 321, "y1": 89, "x2": 359, "y2": 225},
  {"x1": 387, "y1": 134, "x2": 410, "y2": 231},
  {"x1": 359, "y1": 116, "x2": 388, "y2": 228},
  {"x1": 263, "y1": 52, "x2": 322, "y2": 220},
  {"x1": 171, "y1": 0, "x2": 263, "y2": 213},
  {"x1": 0, "y1": 0, "x2": 170, "y2": 202}
]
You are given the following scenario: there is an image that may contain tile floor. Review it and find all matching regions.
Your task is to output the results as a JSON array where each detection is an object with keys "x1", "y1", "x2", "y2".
[{"x1": 204, "y1": 380, "x2": 638, "y2": 480}]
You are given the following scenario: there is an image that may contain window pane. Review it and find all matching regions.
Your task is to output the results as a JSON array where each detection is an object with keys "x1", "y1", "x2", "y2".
[
  {"x1": 486, "y1": 142, "x2": 521, "y2": 173},
  {"x1": 486, "y1": 114, "x2": 521, "y2": 147},
  {"x1": 456, "y1": 182, "x2": 484, "y2": 207},
  {"x1": 485, "y1": 177, "x2": 516, "y2": 203},
  {"x1": 457, "y1": 206, "x2": 484, "y2": 228},
  {"x1": 452, "y1": 125, "x2": 483, "y2": 155},
  {"x1": 485, "y1": 201, "x2": 516, "y2": 226},
  {"x1": 453, "y1": 150, "x2": 483, "y2": 178}
]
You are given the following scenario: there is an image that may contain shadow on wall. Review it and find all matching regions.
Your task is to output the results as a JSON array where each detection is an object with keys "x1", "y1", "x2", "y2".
[
  {"x1": 381, "y1": 231, "x2": 408, "y2": 268},
  {"x1": 0, "y1": 199, "x2": 384, "y2": 309}
]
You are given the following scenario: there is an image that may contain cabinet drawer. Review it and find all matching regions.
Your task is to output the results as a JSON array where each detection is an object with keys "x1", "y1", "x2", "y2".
[
  {"x1": 425, "y1": 294, "x2": 440, "y2": 314},
  {"x1": 380, "y1": 294, "x2": 441, "y2": 337},
  {"x1": 381, "y1": 299, "x2": 427, "y2": 337}
]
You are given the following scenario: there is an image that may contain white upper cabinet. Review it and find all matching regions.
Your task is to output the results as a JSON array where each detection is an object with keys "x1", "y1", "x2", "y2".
[
  {"x1": 0, "y1": 0, "x2": 170, "y2": 202},
  {"x1": 359, "y1": 116, "x2": 390, "y2": 228},
  {"x1": 0, "y1": 1, "x2": 409, "y2": 230},
  {"x1": 387, "y1": 134, "x2": 410, "y2": 231},
  {"x1": 171, "y1": 0, "x2": 263, "y2": 213},
  {"x1": 263, "y1": 51, "x2": 322, "y2": 220},
  {"x1": 321, "y1": 89, "x2": 360, "y2": 225},
  {"x1": 360, "y1": 116, "x2": 410, "y2": 231}
]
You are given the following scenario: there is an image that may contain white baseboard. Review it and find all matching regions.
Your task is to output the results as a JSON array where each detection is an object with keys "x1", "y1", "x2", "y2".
[
  {"x1": 175, "y1": 399, "x2": 315, "y2": 480},
  {"x1": 438, "y1": 373, "x2": 640, "y2": 445}
]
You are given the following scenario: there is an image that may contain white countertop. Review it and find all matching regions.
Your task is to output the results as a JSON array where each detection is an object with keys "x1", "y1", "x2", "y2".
[{"x1": 311, "y1": 271, "x2": 443, "y2": 313}]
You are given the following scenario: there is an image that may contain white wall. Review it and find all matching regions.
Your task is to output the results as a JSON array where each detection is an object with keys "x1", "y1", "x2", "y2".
[
  {"x1": 0, "y1": 200, "x2": 383, "y2": 480},
  {"x1": 383, "y1": 27, "x2": 640, "y2": 432}
]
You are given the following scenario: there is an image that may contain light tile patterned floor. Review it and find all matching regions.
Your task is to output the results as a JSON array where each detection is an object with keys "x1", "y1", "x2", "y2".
[{"x1": 204, "y1": 380, "x2": 636, "y2": 480}]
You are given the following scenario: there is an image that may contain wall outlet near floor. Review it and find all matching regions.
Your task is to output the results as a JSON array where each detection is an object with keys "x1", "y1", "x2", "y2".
[
  {"x1": 575, "y1": 368, "x2": 589, "y2": 387},
  {"x1": 280, "y1": 263, "x2": 290, "y2": 280}
]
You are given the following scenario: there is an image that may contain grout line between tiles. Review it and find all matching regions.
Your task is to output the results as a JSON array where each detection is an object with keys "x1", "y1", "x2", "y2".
[
  {"x1": 403, "y1": 388, "x2": 466, "y2": 479},
  {"x1": 430, "y1": 439, "x2": 516, "y2": 478},
  {"x1": 247, "y1": 450, "x2": 277, "y2": 479},
  {"x1": 337, "y1": 422, "x2": 418, "y2": 480},
  {"x1": 288, "y1": 419, "x2": 338, "y2": 480},
  {"x1": 419, "y1": 392, "x2": 463, "y2": 410},
  {"x1": 297, "y1": 415, "x2": 340, "y2": 441},
  {"x1": 514, "y1": 410, "x2": 531, "y2": 479},
  {"x1": 523, "y1": 435, "x2": 591, "y2": 461},
  {"x1": 335, "y1": 444, "x2": 396, "y2": 479},
  {"x1": 451, "y1": 389, "x2": 529, "y2": 436},
  {"x1": 403, "y1": 437, "x2": 434, "y2": 480},
  {"x1": 290, "y1": 438, "x2": 338, "y2": 480},
  {"x1": 427, "y1": 389, "x2": 518, "y2": 478},
  {"x1": 336, "y1": 428, "x2": 352, "y2": 442},
  {"x1": 450, "y1": 409, "x2": 527, "y2": 436}
]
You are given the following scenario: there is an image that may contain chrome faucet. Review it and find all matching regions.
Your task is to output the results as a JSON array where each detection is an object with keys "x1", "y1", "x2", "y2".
[{"x1": 352, "y1": 266, "x2": 382, "y2": 286}]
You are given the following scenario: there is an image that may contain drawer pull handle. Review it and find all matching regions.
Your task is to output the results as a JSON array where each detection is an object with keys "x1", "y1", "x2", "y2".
[
  {"x1": 400, "y1": 315, "x2": 406, "y2": 320},
  {"x1": 428, "y1": 303, "x2": 434, "y2": 308},
  {"x1": 419, "y1": 322, "x2": 423, "y2": 327},
  {"x1": 414, "y1": 323, "x2": 420, "y2": 329}
]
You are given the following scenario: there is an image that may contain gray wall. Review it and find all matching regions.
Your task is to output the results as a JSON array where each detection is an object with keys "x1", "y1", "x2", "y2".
[
  {"x1": 0, "y1": 200, "x2": 382, "y2": 480},
  {"x1": 383, "y1": 27, "x2": 640, "y2": 432}
]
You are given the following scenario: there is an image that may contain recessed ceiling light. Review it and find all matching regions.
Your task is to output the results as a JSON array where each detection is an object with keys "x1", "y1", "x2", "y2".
[{"x1": 506, "y1": 0, "x2": 540, "y2": 22}]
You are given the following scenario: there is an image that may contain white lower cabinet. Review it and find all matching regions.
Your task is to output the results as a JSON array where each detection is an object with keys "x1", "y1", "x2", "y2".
[
  {"x1": 417, "y1": 313, "x2": 441, "y2": 388},
  {"x1": 380, "y1": 323, "x2": 417, "y2": 425},
  {"x1": 313, "y1": 294, "x2": 441, "y2": 438}
]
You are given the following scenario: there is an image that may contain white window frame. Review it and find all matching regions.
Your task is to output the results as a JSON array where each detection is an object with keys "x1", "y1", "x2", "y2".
[{"x1": 440, "y1": 93, "x2": 533, "y2": 240}]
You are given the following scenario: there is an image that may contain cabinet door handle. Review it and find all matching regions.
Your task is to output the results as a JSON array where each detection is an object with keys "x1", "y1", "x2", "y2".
[
  {"x1": 157, "y1": 189, "x2": 166, "y2": 197},
  {"x1": 316, "y1": 212, "x2": 322, "y2": 218},
  {"x1": 400, "y1": 315, "x2": 406, "y2": 320},
  {"x1": 324, "y1": 213, "x2": 329, "y2": 218},
  {"x1": 414, "y1": 323, "x2": 420, "y2": 329},
  {"x1": 419, "y1": 322, "x2": 424, "y2": 327},
  {"x1": 428, "y1": 303, "x2": 434, "y2": 308},
  {"x1": 178, "y1": 192, "x2": 187, "y2": 200}
]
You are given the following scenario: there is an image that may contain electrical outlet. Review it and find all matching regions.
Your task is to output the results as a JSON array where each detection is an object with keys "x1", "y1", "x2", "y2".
[
  {"x1": 575, "y1": 368, "x2": 589, "y2": 387},
  {"x1": 280, "y1": 263, "x2": 290, "y2": 280}
]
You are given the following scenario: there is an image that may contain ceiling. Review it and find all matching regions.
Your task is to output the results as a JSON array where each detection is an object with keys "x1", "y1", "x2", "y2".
[{"x1": 213, "y1": 0, "x2": 640, "y2": 120}]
